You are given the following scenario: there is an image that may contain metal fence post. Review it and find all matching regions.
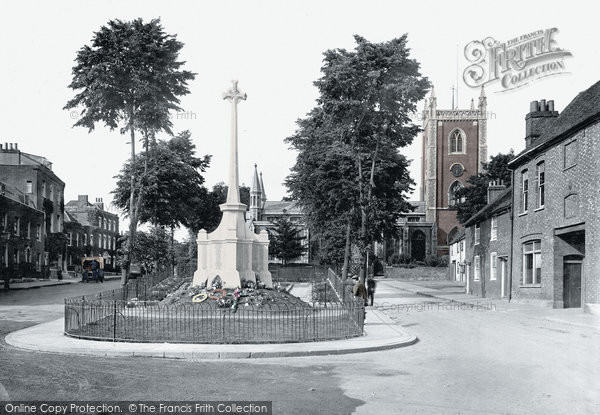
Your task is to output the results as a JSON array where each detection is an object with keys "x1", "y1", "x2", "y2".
[{"x1": 113, "y1": 300, "x2": 117, "y2": 342}]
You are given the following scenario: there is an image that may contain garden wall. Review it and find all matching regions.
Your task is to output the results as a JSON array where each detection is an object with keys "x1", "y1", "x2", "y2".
[
  {"x1": 384, "y1": 266, "x2": 449, "y2": 281},
  {"x1": 269, "y1": 265, "x2": 321, "y2": 283}
]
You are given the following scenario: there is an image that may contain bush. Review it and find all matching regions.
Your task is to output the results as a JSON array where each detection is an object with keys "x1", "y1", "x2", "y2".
[
  {"x1": 388, "y1": 253, "x2": 413, "y2": 265},
  {"x1": 424, "y1": 255, "x2": 449, "y2": 267}
]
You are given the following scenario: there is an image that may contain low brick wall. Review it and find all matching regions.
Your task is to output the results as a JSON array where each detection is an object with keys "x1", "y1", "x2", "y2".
[{"x1": 384, "y1": 266, "x2": 449, "y2": 281}]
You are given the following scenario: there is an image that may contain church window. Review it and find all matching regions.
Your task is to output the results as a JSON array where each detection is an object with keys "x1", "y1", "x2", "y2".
[
  {"x1": 449, "y1": 129, "x2": 466, "y2": 154},
  {"x1": 448, "y1": 181, "x2": 464, "y2": 207}
]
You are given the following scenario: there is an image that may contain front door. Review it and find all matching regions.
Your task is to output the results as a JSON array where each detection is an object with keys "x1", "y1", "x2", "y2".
[
  {"x1": 563, "y1": 260, "x2": 582, "y2": 308},
  {"x1": 411, "y1": 230, "x2": 426, "y2": 262},
  {"x1": 500, "y1": 258, "x2": 508, "y2": 298}
]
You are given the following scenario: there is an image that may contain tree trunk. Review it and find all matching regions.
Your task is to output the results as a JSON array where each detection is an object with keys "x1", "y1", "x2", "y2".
[
  {"x1": 124, "y1": 111, "x2": 137, "y2": 287},
  {"x1": 341, "y1": 218, "x2": 351, "y2": 279},
  {"x1": 356, "y1": 151, "x2": 367, "y2": 283},
  {"x1": 170, "y1": 225, "x2": 175, "y2": 278},
  {"x1": 365, "y1": 133, "x2": 381, "y2": 281}
]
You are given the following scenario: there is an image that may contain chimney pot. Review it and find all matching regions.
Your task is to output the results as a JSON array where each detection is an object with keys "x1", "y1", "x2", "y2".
[
  {"x1": 9, "y1": 143, "x2": 13, "y2": 150},
  {"x1": 548, "y1": 100, "x2": 555, "y2": 111},
  {"x1": 14, "y1": 143, "x2": 18, "y2": 150},
  {"x1": 539, "y1": 99, "x2": 547, "y2": 112},
  {"x1": 530, "y1": 101, "x2": 539, "y2": 112}
]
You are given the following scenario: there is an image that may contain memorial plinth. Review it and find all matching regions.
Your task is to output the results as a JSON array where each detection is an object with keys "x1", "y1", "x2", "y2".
[{"x1": 192, "y1": 81, "x2": 272, "y2": 289}]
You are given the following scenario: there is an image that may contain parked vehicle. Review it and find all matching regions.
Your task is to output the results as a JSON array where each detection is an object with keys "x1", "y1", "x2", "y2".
[{"x1": 81, "y1": 257, "x2": 104, "y2": 283}]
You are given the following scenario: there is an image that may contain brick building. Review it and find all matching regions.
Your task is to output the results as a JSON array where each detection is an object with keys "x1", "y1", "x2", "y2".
[
  {"x1": 421, "y1": 87, "x2": 488, "y2": 256},
  {"x1": 65, "y1": 195, "x2": 120, "y2": 271},
  {"x1": 508, "y1": 81, "x2": 600, "y2": 314},
  {"x1": 63, "y1": 210, "x2": 86, "y2": 271},
  {"x1": 462, "y1": 183, "x2": 512, "y2": 299},
  {"x1": 0, "y1": 143, "x2": 65, "y2": 275},
  {"x1": 0, "y1": 181, "x2": 45, "y2": 281}
]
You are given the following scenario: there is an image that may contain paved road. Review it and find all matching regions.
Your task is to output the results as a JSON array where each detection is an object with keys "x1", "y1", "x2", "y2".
[
  {"x1": 1, "y1": 279, "x2": 599, "y2": 414},
  {"x1": 0, "y1": 279, "x2": 122, "y2": 306}
]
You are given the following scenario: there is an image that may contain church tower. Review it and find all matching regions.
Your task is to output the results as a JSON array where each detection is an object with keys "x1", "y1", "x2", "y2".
[{"x1": 421, "y1": 86, "x2": 488, "y2": 255}]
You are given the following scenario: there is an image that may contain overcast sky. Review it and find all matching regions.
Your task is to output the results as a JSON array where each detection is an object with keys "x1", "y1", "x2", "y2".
[{"x1": 1, "y1": 0, "x2": 596, "y2": 239}]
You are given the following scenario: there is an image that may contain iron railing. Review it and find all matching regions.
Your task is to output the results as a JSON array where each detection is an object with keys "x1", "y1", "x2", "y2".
[{"x1": 64, "y1": 269, "x2": 364, "y2": 344}]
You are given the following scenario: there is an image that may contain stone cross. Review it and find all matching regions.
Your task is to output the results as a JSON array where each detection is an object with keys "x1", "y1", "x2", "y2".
[{"x1": 223, "y1": 80, "x2": 247, "y2": 205}]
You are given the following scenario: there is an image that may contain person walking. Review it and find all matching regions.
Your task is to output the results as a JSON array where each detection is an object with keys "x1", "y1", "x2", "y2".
[
  {"x1": 352, "y1": 275, "x2": 368, "y2": 305},
  {"x1": 367, "y1": 278, "x2": 376, "y2": 306}
]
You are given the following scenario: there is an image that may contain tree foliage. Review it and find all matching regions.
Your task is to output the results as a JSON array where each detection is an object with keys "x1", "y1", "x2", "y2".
[
  {"x1": 64, "y1": 17, "x2": 195, "y2": 280},
  {"x1": 130, "y1": 227, "x2": 172, "y2": 273},
  {"x1": 286, "y1": 35, "x2": 428, "y2": 275},
  {"x1": 184, "y1": 182, "x2": 251, "y2": 234},
  {"x1": 268, "y1": 216, "x2": 307, "y2": 265},
  {"x1": 64, "y1": 18, "x2": 195, "y2": 136},
  {"x1": 453, "y1": 151, "x2": 515, "y2": 224},
  {"x1": 113, "y1": 131, "x2": 211, "y2": 229}
]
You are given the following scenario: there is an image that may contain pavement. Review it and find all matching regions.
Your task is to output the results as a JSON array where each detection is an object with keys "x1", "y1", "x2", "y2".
[
  {"x1": 382, "y1": 278, "x2": 600, "y2": 331},
  {"x1": 0, "y1": 274, "x2": 121, "y2": 290}
]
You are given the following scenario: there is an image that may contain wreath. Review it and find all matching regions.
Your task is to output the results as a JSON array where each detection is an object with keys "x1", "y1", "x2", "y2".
[
  {"x1": 192, "y1": 293, "x2": 208, "y2": 303},
  {"x1": 208, "y1": 289, "x2": 227, "y2": 300}
]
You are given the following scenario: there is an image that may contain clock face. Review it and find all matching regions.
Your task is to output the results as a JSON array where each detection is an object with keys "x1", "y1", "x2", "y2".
[{"x1": 451, "y1": 164, "x2": 464, "y2": 177}]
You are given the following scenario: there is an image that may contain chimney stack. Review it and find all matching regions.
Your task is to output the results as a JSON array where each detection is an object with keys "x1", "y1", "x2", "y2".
[
  {"x1": 487, "y1": 180, "x2": 506, "y2": 204},
  {"x1": 525, "y1": 99, "x2": 559, "y2": 148},
  {"x1": 94, "y1": 197, "x2": 104, "y2": 210}
]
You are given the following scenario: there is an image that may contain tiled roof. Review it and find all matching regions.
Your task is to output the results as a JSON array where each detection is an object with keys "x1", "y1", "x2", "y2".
[
  {"x1": 262, "y1": 201, "x2": 302, "y2": 215},
  {"x1": 463, "y1": 187, "x2": 512, "y2": 228},
  {"x1": 448, "y1": 229, "x2": 466, "y2": 245}
]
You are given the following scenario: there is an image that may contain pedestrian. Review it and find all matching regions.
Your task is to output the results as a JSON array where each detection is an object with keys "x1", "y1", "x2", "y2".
[
  {"x1": 91, "y1": 260, "x2": 98, "y2": 280},
  {"x1": 81, "y1": 268, "x2": 87, "y2": 283},
  {"x1": 367, "y1": 278, "x2": 376, "y2": 306},
  {"x1": 352, "y1": 275, "x2": 368, "y2": 306}
]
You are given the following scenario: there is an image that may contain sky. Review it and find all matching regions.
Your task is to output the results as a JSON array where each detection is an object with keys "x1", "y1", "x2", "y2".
[{"x1": 0, "y1": 0, "x2": 596, "y2": 240}]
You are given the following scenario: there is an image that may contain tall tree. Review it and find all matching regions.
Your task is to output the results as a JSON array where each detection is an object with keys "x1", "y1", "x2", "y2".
[
  {"x1": 64, "y1": 18, "x2": 195, "y2": 283},
  {"x1": 453, "y1": 151, "x2": 515, "y2": 224},
  {"x1": 286, "y1": 35, "x2": 428, "y2": 280},
  {"x1": 268, "y1": 215, "x2": 307, "y2": 265}
]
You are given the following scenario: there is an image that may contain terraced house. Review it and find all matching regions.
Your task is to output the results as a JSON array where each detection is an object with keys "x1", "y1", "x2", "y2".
[
  {"x1": 65, "y1": 195, "x2": 120, "y2": 271},
  {"x1": 0, "y1": 143, "x2": 65, "y2": 278},
  {"x1": 508, "y1": 81, "x2": 600, "y2": 314}
]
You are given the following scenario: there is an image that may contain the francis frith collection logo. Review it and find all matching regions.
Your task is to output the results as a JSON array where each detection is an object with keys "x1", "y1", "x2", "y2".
[{"x1": 463, "y1": 28, "x2": 572, "y2": 92}]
